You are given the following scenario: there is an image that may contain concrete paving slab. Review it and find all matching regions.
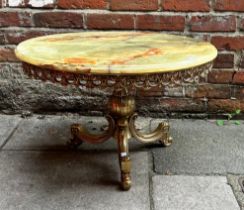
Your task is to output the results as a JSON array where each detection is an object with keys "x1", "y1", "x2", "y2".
[
  {"x1": 0, "y1": 151, "x2": 150, "y2": 210},
  {"x1": 152, "y1": 175, "x2": 239, "y2": 210},
  {"x1": 0, "y1": 115, "x2": 22, "y2": 148},
  {"x1": 3, "y1": 115, "x2": 81, "y2": 150},
  {"x1": 227, "y1": 174, "x2": 244, "y2": 208},
  {"x1": 152, "y1": 119, "x2": 244, "y2": 175},
  {"x1": 3, "y1": 115, "x2": 161, "y2": 151}
]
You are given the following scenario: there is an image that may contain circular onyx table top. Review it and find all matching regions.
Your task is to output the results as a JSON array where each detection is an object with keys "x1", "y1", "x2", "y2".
[{"x1": 15, "y1": 31, "x2": 217, "y2": 76}]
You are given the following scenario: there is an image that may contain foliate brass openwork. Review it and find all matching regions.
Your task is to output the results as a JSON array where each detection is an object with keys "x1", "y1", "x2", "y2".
[
  {"x1": 22, "y1": 62, "x2": 213, "y2": 190},
  {"x1": 22, "y1": 62, "x2": 212, "y2": 91}
]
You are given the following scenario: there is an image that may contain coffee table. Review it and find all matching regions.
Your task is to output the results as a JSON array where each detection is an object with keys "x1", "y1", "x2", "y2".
[{"x1": 15, "y1": 31, "x2": 217, "y2": 190}]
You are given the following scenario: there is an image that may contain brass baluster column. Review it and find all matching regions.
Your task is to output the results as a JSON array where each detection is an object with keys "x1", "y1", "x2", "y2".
[{"x1": 108, "y1": 90, "x2": 135, "y2": 190}]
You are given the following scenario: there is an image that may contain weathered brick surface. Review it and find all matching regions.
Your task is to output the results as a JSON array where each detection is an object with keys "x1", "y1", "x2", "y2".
[
  {"x1": 185, "y1": 84, "x2": 231, "y2": 99},
  {"x1": 87, "y1": 13, "x2": 134, "y2": 29},
  {"x1": 162, "y1": 0, "x2": 210, "y2": 12},
  {"x1": 136, "y1": 87, "x2": 163, "y2": 97},
  {"x1": 57, "y1": 0, "x2": 107, "y2": 9},
  {"x1": 0, "y1": 47, "x2": 18, "y2": 62},
  {"x1": 214, "y1": 0, "x2": 244, "y2": 11},
  {"x1": 111, "y1": 0, "x2": 158, "y2": 11},
  {"x1": 4, "y1": 30, "x2": 52, "y2": 45},
  {"x1": 233, "y1": 72, "x2": 244, "y2": 85},
  {"x1": 1, "y1": 0, "x2": 244, "y2": 117},
  {"x1": 33, "y1": 12, "x2": 84, "y2": 28},
  {"x1": 0, "y1": 11, "x2": 32, "y2": 27},
  {"x1": 136, "y1": 15, "x2": 185, "y2": 31},
  {"x1": 240, "y1": 57, "x2": 244, "y2": 68},
  {"x1": 213, "y1": 54, "x2": 234, "y2": 68},
  {"x1": 240, "y1": 18, "x2": 244, "y2": 31},
  {"x1": 159, "y1": 98, "x2": 206, "y2": 112},
  {"x1": 211, "y1": 36, "x2": 244, "y2": 51},
  {"x1": 233, "y1": 86, "x2": 244, "y2": 99},
  {"x1": 0, "y1": 33, "x2": 5, "y2": 44},
  {"x1": 208, "y1": 70, "x2": 234, "y2": 84},
  {"x1": 208, "y1": 99, "x2": 244, "y2": 112},
  {"x1": 189, "y1": 16, "x2": 236, "y2": 32}
]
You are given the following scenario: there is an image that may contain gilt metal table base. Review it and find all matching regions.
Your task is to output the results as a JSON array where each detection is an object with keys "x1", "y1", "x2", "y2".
[
  {"x1": 70, "y1": 93, "x2": 172, "y2": 190},
  {"x1": 21, "y1": 61, "x2": 213, "y2": 190}
]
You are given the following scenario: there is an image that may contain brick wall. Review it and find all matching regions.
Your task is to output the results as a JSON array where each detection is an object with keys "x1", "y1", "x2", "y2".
[{"x1": 0, "y1": 0, "x2": 244, "y2": 118}]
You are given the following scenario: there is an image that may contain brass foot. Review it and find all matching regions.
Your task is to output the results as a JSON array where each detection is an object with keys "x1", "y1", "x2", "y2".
[
  {"x1": 159, "y1": 122, "x2": 173, "y2": 147},
  {"x1": 160, "y1": 135, "x2": 173, "y2": 147},
  {"x1": 68, "y1": 124, "x2": 84, "y2": 149},
  {"x1": 120, "y1": 157, "x2": 132, "y2": 190}
]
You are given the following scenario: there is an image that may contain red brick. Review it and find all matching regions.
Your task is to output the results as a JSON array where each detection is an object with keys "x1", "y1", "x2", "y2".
[
  {"x1": 57, "y1": 0, "x2": 107, "y2": 9},
  {"x1": 0, "y1": 11, "x2": 32, "y2": 27},
  {"x1": 211, "y1": 36, "x2": 244, "y2": 51},
  {"x1": 213, "y1": 53, "x2": 234, "y2": 68},
  {"x1": 189, "y1": 16, "x2": 236, "y2": 32},
  {"x1": 159, "y1": 98, "x2": 205, "y2": 112},
  {"x1": 185, "y1": 84, "x2": 231, "y2": 99},
  {"x1": 215, "y1": 0, "x2": 244, "y2": 11},
  {"x1": 4, "y1": 30, "x2": 55, "y2": 45},
  {"x1": 137, "y1": 87, "x2": 163, "y2": 97},
  {"x1": 0, "y1": 33, "x2": 5, "y2": 44},
  {"x1": 208, "y1": 99, "x2": 244, "y2": 112},
  {"x1": 111, "y1": 0, "x2": 158, "y2": 11},
  {"x1": 163, "y1": 0, "x2": 210, "y2": 12},
  {"x1": 240, "y1": 18, "x2": 244, "y2": 31},
  {"x1": 86, "y1": 13, "x2": 134, "y2": 30},
  {"x1": 233, "y1": 86, "x2": 244, "y2": 99},
  {"x1": 33, "y1": 12, "x2": 83, "y2": 28},
  {"x1": 241, "y1": 61, "x2": 244, "y2": 68},
  {"x1": 208, "y1": 70, "x2": 233, "y2": 84},
  {"x1": 164, "y1": 86, "x2": 185, "y2": 97},
  {"x1": 0, "y1": 47, "x2": 18, "y2": 62},
  {"x1": 233, "y1": 72, "x2": 244, "y2": 85},
  {"x1": 136, "y1": 15, "x2": 185, "y2": 31},
  {"x1": 240, "y1": 56, "x2": 244, "y2": 68}
]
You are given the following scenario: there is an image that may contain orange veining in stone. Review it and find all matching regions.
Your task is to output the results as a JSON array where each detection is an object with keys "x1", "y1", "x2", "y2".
[
  {"x1": 64, "y1": 57, "x2": 96, "y2": 64},
  {"x1": 43, "y1": 35, "x2": 82, "y2": 42},
  {"x1": 111, "y1": 48, "x2": 162, "y2": 65}
]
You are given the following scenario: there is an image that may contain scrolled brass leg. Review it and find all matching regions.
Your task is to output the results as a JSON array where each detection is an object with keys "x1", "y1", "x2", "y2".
[
  {"x1": 129, "y1": 114, "x2": 173, "y2": 146},
  {"x1": 70, "y1": 115, "x2": 115, "y2": 145},
  {"x1": 116, "y1": 119, "x2": 132, "y2": 191}
]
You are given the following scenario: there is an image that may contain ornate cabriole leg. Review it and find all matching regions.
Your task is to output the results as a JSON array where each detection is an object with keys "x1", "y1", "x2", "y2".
[
  {"x1": 115, "y1": 118, "x2": 132, "y2": 190},
  {"x1": 129, "y1": 114, "x2": 173, "y2": 147}
]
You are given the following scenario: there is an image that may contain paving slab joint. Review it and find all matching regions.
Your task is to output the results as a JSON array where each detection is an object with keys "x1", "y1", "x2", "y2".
[
  {"x1": 227, "y1": 174, "x2": 244, "y2": 209},
  {"x1": 148, "y1": 150, "x2": 156, "y2": 210},
  {"x1": 238, "y1": 177, "x2": 244, "y2": 193},
  {"x1": 0, "y1": 118, "x2": 22, "y2": 150}
]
